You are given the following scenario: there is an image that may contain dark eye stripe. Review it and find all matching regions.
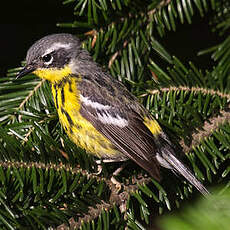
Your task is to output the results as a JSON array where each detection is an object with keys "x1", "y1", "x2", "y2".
[{"x1": 41, "y1": 49, "x2": 71, "y2": 69}]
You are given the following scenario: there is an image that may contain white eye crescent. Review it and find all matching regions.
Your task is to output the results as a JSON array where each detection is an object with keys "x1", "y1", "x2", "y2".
[{"x1": 42, "y1": 54, "x2": 53, "y2": 65}]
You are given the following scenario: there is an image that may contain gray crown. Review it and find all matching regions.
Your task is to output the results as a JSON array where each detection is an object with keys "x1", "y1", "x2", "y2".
[{"x1": 26, "y1": 33, "x2": 82, "y2": 64}]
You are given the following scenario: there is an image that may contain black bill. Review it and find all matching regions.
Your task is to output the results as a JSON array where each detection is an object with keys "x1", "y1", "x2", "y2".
[{"x1": 16, "y1": 64, "x2": 36, "y2": 79}]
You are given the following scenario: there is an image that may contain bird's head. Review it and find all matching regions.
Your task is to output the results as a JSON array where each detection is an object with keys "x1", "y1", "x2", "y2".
[{"x1": 17, "y1": 33, "x2": 89, "y2": 83}]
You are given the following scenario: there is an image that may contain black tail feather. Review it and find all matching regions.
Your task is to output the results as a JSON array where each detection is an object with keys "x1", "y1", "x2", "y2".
[{"x1": 157, "y1": 144, "x2": 209, "y2": 196}]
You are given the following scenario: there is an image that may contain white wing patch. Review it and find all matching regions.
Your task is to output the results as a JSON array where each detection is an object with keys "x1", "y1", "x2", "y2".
[
  {"x1": 43, "y1": 42, "x2": 72, "y2": 56},
  {"x1": 80, "y1": 95, "x2": 111, "y2": 110},
  {"x1": 97, "y1": 111, "x2": 128, "y2": 128},
  {"x1": 80, "y1": 95, "x2": 128, "y2": 128}
]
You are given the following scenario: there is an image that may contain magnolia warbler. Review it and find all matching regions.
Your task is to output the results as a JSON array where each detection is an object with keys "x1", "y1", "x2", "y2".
[{"x1": 17, "y1": 33, "x2": 209, "y2": 195}]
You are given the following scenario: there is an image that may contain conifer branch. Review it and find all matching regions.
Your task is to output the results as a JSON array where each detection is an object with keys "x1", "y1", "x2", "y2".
[
  {"x1": 148, "y1": 0, "x2": 172, "y2": 15},
  {"x1": 0, "y1": 161, "x2": 104, "y2": 181},
  {"x1": 18, "y1": 79, "x2": 46, "y2": 122},
  {"x1": 180, "y1": 104, "x2": 230, "y2": 152},
  {"x1": 56, "y1": 173, "x2": 153, "y2": 229},
  {"x1": 147, "y1": 86, "x2": 230, "y2": 100},
  {"x1": 18, "y1": 79, "x2": 46, "y2": 110},
  {"x1": 147, "y1": 86, "x2": 230, "y2": 152}
]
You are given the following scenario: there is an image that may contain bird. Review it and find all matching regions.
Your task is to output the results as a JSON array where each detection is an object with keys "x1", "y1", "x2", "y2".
[{"x1": 17, "y1": 33, "x2": 209, "y2": 195}]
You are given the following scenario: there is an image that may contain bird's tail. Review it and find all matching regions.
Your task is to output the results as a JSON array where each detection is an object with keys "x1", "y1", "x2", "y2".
[{"x1": 156, "y1": 141, "x2": 209, "y2": 196}]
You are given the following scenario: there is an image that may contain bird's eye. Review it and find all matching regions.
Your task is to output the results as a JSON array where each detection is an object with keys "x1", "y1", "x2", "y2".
[{"x1": 42, "y1": 54, "x2": 53, "y2": 64}]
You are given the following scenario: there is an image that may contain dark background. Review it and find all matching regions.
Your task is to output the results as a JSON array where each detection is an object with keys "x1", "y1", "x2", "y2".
[
  {"x1": 0, "y1": 0, "x2": 74, "y2": 76},
  {"x1": 0, "y1": 0, "x2": 222, "y2": 76}
]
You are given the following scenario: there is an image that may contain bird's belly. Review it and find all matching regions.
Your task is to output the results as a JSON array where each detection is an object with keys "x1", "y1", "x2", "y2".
[{"x1": 58, "y1": 107, "x2": 122, "y2": 160}]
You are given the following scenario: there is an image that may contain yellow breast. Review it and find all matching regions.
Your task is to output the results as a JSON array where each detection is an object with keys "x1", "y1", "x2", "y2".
[{"x1": 51, "y1": 76, "x2": 121, "y2": 159}]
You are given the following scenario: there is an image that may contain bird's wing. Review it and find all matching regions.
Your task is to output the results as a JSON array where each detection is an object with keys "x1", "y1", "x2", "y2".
[{"x1": 78, "y1": 77, "x2": 161, "y2": 180}]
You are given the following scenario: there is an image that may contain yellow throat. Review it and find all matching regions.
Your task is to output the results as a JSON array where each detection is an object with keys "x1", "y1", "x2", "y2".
[{"x1": 33, "y1": 65, "x2": 72, "y2": 83}]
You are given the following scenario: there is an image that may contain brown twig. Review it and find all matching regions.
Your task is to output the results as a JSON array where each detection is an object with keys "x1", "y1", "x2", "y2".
[
  {"x1": 0, "y1": 161, "x2": 104, "y2": 182},
  {"x1": 147, "y1": 86, "x2": 230, "y2": 100},
  {"x1": 180, "y1": 105, "x2": 230, "y2": 152}
]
